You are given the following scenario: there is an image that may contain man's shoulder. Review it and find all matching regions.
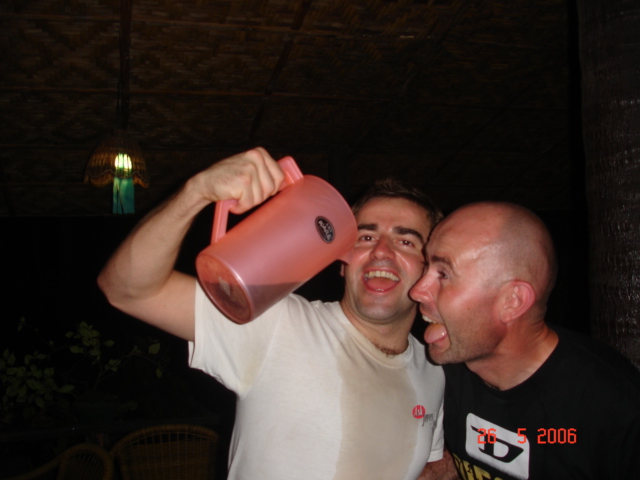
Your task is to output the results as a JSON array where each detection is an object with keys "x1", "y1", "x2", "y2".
[
  {"x1": 554, "y1": 326, "x2": 640, "y2": 384},
  {"x1": 283, "y1": 294, "x2": 339, "y2": 317},
  {"x1": 255, "y1": 295, "x2": 343, "y2": 335}
]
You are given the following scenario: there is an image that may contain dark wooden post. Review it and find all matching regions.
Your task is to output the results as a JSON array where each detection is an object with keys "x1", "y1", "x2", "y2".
[{"x1": 577, "y1": 0, "x2": 640, "y2": 368}]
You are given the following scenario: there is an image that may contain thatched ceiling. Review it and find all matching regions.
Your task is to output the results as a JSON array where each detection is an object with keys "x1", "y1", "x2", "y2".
[{"x1": 0, "y1": 0, "x2": 579, "y2": 217}]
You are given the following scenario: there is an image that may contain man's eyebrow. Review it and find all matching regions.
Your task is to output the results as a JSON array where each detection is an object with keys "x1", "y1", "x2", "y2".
[
  {"x1": 430, "y1": 254, "x2": 455, "y2": 271},
  {"x1": 394, "y1": 227, "x2": 425, "y2": 244},
  {"x1": 357, "y1": 223, "x2": 378, "y2": 231}
]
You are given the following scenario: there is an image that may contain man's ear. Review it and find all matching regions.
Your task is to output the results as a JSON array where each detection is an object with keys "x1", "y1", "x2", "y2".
[{"x1": 499, "y1": 281, "x2": 536, "y2": 324}]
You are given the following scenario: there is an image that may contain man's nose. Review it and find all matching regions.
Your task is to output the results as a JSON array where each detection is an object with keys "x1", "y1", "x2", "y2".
[
  {"x1": 410, "y1": 271, "x2": 434, "y2": 303},
  {"x1": 370, "y1": 236, "x2": 395, "y2": 260}
]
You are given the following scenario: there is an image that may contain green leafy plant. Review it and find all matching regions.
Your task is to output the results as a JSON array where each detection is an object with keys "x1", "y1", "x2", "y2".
[
  {"x1": 65, "y1": 321, "x2": 163, "y2": 394},
  {"x1": 1, "y1": 317, "x2": 166, "y2": 428},
  {"x1": 0, "y1": 318, "x2": 75, "y2": 427}
]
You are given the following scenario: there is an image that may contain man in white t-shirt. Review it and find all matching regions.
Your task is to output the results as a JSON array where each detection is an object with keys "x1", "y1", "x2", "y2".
[{"x1": 98, "y1": 147, "x2": 446, "y2": 479}]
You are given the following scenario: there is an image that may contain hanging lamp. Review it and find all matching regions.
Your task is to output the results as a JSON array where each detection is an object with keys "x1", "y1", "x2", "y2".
[
  {"x1": 84, "y1": 128, "x2": 149, "y2": 213},
  {"x1": 84, "y1": 0, "x2": 147, "y2": 214}
]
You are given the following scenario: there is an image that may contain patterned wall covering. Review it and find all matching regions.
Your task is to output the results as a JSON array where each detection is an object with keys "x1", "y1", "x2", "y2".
[{"x1": 0, "y1": 0, "x2": 577, "y2": 216}]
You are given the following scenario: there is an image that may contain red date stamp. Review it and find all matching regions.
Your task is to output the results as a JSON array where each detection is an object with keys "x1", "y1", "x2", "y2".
[{"x1": 477, "y1": 428, "x2": 577, "y2": 444}]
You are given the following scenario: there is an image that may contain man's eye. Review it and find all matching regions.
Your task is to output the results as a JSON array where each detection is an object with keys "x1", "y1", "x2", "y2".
[
  {"x1": 358, "y1": 234, "x2": 374, "y2": 242},
  {"x1": 400, "y1": 239, "x2": 415, "y2": 247},
  {"x1": 438, "y1": 270, "x2": 449, "y2": 280}
]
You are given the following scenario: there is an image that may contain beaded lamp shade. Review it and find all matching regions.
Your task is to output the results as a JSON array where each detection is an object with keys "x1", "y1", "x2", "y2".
[{"x1": 84, "y1": 129, "x2": 149, "y2": 188}]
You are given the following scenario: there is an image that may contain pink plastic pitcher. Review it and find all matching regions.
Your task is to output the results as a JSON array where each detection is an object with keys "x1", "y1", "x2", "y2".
[{"x1": 195, "y1": 156, "x2": 357, "y2": 324}]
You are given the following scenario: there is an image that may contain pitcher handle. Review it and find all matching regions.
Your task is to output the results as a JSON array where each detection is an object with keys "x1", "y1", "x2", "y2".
[{"x1": 211, "y1": 156, "x2": 303, "y2": 243}]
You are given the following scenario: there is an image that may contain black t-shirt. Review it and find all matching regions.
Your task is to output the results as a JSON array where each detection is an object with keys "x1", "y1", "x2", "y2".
[{"x1": 443, "y1": 325, "x2": 640, "y2": 480}]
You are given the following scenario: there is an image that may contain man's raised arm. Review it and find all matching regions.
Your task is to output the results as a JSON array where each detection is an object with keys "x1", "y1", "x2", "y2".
[{"x1": 97, "y1": 148, "x2": 285, "y2": 341}]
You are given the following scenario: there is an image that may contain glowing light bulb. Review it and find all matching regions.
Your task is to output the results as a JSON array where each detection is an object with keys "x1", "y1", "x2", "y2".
[{"x1": 115, "y1": 153, "x2": 132, "y2": 176}]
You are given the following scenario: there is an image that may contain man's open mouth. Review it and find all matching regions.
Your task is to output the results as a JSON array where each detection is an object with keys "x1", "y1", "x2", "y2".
[
  {"x1": 422, "y1": 315, "x2": 437, "y2": 324},
  {"x1": 364, "y1": 270, "x2": 399, "y2": 281},
  {"x1": 363, "y1": 270, "x2": 400, "y2": 291}
]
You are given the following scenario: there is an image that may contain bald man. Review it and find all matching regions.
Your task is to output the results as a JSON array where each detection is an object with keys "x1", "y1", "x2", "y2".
[{"x1": 412, "y1": 202, "x2": 640, "y2": 480}]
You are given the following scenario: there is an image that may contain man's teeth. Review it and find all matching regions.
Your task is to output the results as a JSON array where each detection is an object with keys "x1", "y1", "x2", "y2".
[
  {"x1": 364, "y1": 271, "x2": 399, "y2": 281},
  {"x1": 422, "y1": 315, "x2": 436, "y2": 324}
]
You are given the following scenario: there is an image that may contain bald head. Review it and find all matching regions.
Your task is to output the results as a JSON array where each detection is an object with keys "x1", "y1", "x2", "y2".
[{"x1": 437, "y1": 202, "x2": 557, "y2": 315}]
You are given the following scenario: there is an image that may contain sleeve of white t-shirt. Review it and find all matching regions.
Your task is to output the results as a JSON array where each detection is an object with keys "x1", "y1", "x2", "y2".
[{"x1": 189, "y1": 282, "x2": 286, "y2": 397}]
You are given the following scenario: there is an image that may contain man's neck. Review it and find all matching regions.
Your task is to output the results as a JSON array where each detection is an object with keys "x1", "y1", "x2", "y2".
[
  {"x1": 467, "y1": 322, "x2": 558, "y2": 391},
  {"x1": 339, "y1": 301, "x2": 414, "y2": 356}
]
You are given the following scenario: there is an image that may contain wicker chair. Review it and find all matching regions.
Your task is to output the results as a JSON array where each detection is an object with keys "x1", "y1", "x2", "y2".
[
  {"x1": 110, "y1": 424, "x2": 219, "y2": 480},
  {"x1": 5, "y1": 442, "x2": 114, "y2": 480}
]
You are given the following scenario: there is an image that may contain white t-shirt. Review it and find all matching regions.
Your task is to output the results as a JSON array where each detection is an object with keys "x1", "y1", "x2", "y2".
[{"x1": 190, "y1": 285, "x2": 445, "y2": 480}]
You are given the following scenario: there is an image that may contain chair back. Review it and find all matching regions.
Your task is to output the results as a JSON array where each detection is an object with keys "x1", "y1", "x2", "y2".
[
  {"x1": 57, "y1": 443, "x2": 114, "y2": 480},
  {"x1": 110, "y1": 424, "x2": 219, "y2": 480},
  {"x1": 5, "y1": 443, "x2": 113, "y2": 480}
]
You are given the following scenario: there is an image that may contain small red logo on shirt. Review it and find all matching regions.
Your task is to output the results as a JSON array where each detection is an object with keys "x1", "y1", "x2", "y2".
[{"x1": 412, "y1": 405, "x2": 426, "y2": 419}]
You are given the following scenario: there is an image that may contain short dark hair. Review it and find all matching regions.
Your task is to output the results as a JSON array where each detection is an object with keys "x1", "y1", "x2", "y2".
[{"x1": 351, "y1": 178, "x2": 443, "y2": 228}]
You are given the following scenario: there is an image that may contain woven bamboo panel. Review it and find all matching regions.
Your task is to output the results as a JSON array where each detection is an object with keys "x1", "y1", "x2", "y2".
[
  {"x1": 513, "y1": 140, "x2": 573, "y2": 186},
  {"x1": 0, "y1": 92, "x2": 115, "y2": 145},
  {"x1": 0, "y1": 0, "x2": 574, "y2": 216},
  {"x1": 0, "y1": 0, "x2": 118, "y2": 17},
  {"x1": 253, "y1": 96, "x2": 385, "y2": 147},
  {"x1": 130, "y1": 27, "x2": 285, "y2": 92},
  {"x1": 276, "y1": 35, "x2": 438, "y2": 98},
  {"x1": 300, "y1": 0, "x2": 465, "y2": 37},
  {"x1": 132, "y1": 0, "x2": 299, "y2": 26},
  {"x1": 410, "y1": 42, "x2": 559, "y2": 106},
  {"x1": 468, "y1": 108, "x2": 568, "y2": 154},
  {"x1": 0, "y1": 14, "x2": 119, "y2": 90},
  {"x1": 446, "y1": 0, "x2": 568, "y2": 49},
  {"x1": 1, "y1": 148, "x2": 88, "y2": 183},
  {"x1": 511, "y1": 62, "x2": 570, "y2": 109},
  {"x1": 432, "y1": 151, "x2": 540, "y2": 185},
  {"x1": 363, "y1": 102, "x2": 497, "y2": 152},
  {"x1": 350, "y1": 151, "x2": 451, "y2": 186},
  {"x1": 127, "y1": 95, "x2": 261, "y2": 146}
]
